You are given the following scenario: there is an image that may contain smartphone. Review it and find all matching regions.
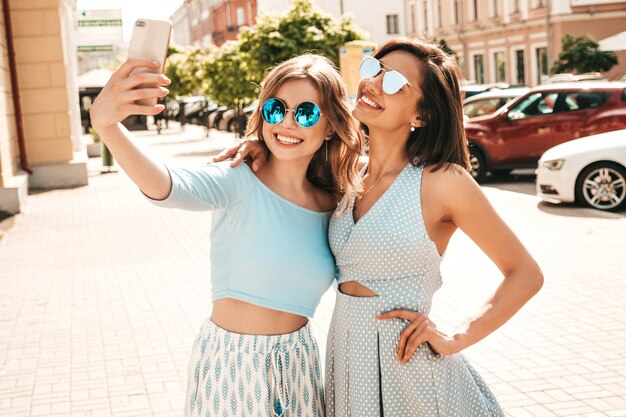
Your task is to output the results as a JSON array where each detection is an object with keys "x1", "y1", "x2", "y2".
[{"x1": 127, "y1": 19, "x2": 172, "y2": 106}]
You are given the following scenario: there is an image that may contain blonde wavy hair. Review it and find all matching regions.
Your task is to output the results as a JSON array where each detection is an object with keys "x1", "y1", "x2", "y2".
[{"x1": 246, "y1": 54, "x2": 364, "y2": 207}]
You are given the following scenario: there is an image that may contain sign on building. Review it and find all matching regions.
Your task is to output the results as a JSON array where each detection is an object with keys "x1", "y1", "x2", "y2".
[{"x1": 77, "y1": 9, "x2": 123, "y2": 52}]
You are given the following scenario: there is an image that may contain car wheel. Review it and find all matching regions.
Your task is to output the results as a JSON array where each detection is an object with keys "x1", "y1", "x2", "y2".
[
  {"x1": 575, "y1": 162, "x2": 626, "y2": 211},
  {"x1": 469, "y1": 146, "x2": 487, "y2": 183}
]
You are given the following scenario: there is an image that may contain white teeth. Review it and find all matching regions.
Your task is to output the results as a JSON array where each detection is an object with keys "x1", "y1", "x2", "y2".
[
  {"x1": 276, "y1": 134, "x2": 303, "y2": 145},
  {"x1": 361, "y1": 95, "x2": 381, "y2": 109}
]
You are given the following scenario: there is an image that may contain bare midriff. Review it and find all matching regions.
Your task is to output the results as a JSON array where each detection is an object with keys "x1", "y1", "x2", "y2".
[
  {"x1": 211, "y1": 298, "x2": 308, "y2": 336},
  {"x1": 338, "y1": 281, "x2": 379, "y2": 297}
]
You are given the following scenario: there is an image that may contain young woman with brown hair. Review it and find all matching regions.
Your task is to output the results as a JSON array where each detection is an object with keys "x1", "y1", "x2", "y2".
[
  {"x1": 219, "y1": 38, "x2": 543, "y2": 416},
  {"x1": 90, "y1": 54, "x2": 362, "y2": 417}
]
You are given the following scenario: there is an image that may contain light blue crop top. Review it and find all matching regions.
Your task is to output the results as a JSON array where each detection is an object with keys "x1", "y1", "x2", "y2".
[{"x1": 143, "y1": 161, "x2": 336, "y2": 317}]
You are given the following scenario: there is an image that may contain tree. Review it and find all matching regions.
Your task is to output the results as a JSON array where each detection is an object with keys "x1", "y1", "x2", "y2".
[
  {"x1": 551, "y1": 34, "x2": 618, "y2": 75},
  {"x1": 201, "y1": 41, "x2": 258, "y2": 135},
  {"x1": 238, "y1": 0, "x2": 364, "y2": 83},
  {"x1": 164, "y1": 47, "x2": 212, "y2": 98},
  {"x1": 436, "y1": 38, "x2": 456, "y2": 58}
]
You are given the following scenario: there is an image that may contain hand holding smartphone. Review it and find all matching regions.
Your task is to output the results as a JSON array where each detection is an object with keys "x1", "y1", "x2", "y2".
[{"x1": 127, "y1": 19, "x2": 172, "y2": 106}]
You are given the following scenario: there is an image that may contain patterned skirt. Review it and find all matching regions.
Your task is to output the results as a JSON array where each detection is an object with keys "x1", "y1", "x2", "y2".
[{"x1": 184, "y1": 317, "x2": 325, "y2": 417}]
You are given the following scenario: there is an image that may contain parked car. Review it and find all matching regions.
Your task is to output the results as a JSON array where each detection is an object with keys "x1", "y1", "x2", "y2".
[
  {"x1": 536, "y1": 129, "x2": 626, "y2": 211},
  {"x1": 207, "y1": 105, "x2": 229, "y2": 129},
  {"x1": 463, "y1": 88, "x2": 529, "y2": 119},
  {"x1": 465, "y1": 82, "x2": 626, "y2": 182},
  {"x1": 543, "y1": 72, "x2": 607, "y2": 84},
  {"x1": 219, "y1": 101, "x2": 258, "y2": 133}
]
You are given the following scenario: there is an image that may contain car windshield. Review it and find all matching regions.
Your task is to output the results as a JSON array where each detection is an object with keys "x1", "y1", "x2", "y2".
[
  {"x1": 464, "y1": 97, "x2": 511, "y2": 118},
  {"x1": 508, "y1": 92, "x2": 558, "y2": 119}
]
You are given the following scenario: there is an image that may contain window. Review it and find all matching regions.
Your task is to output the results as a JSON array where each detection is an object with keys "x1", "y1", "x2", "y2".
[
  {"x1": 493, "y1": 0, "x2": 500, "y2": 16},
  {"x1": 464, "y1": 97, "x2": 511, "y2": 118},
  {"x1": 437, "y1": 0, "x2": 442, "y2": 27},
  {"x1": 513, "y1": 0, "x2": 520, "y2": 12},
  {"x1": 561, "y1": 92, "x2": 611, "y2": 112},
  {"x1": 536, "y1": 47, "x2": 548, "y2": 84},
  {"x1": 236, "y1": 7, "x2": 245, "y2": 26},
  {"x1": 386, "y1": 14, "x2": 399, "y2": 34},
  {"x1": 473, "y1": 0, "x2": 478, "y2": 20},
  {"x1": 410, "y1": 4, "x2": 416, "y2": 33},
  {"x1": 473, "y1": 54, "x2": 485, "y2": 84},
  {"x1": 494, "y1": 51, "x2": 506, "y2": 82},
  {"x1": 508, "y1": 92, "x2": 558, "y2": 119},
  {"x1": 423, "y1": 1, "x2": 429, "y2": 31},
  {"x1": 454, "y1": 0, "x2": 460, "y2": 24},
  {"x1": 516, "y1": 50, "x2": 526, "y2": 84}
]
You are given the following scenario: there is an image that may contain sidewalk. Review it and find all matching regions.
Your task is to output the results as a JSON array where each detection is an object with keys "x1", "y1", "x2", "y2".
[{"x1": 1, "y1": 123, "x2": 625, "y2": 417}]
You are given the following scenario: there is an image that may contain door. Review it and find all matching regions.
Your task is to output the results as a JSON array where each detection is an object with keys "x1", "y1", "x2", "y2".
[
  {"x1": 551, "y1": 91, "x2": 613, "y2": 146},
  {"x1": 496, "y1": 91, "x2": 561, "y2": 165}
]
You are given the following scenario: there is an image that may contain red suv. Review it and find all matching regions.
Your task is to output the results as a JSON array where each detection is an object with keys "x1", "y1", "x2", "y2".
[{"x1": 465, "y1": 82, "x2": 626, "y2": 181}]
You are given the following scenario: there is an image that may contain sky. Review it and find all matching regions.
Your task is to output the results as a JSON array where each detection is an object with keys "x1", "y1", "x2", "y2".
[{"x1": 76, "y1": 0, "x2": 184, "y2": 41}]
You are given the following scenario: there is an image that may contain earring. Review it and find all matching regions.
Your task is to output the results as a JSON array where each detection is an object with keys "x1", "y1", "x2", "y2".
[
  {"x1": 410, "y1": 123, "x2": 416, "y2": 132},
  {"x1": 325, "y1": 139, "x2": 328, "y2": 161}
]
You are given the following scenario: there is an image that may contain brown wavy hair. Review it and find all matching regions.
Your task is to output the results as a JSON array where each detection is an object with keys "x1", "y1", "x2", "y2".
[
  {"x1": 246, "y1": 54, "x2": 364, "y2": 205},
  {"x1": 373, "y1": 38, "x2": 470, "y2": 171}
]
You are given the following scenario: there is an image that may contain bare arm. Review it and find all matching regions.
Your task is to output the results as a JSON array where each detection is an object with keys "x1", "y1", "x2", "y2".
[
  {"x1": 90, "y1": 59, "x2": 172, "y2": 200},
  {"x1": 443, "y1": 170, "x2": 543, "y2": 351},
  {"x1": 379, "y1": 168, "x2": 543, "y2": 362}
]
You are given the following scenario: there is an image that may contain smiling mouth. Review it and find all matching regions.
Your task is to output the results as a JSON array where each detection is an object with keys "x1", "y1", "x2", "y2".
[
  {"x1": 359, "y1": 93, "x2": 383, "y2": 110},
  {"x1": 275, "y1": 133, "x2": 304, "y2": 145}
]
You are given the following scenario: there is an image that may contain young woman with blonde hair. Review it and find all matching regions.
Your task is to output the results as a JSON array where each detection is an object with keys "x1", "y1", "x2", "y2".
[
  {"x1": 219, "y1": 38, "x2": 543, "y2": 416},
  {"x1": 90, "y1": 54, "x2": 362, "y2": 417}
]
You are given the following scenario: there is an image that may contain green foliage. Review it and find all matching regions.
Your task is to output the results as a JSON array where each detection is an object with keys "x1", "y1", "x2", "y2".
[
  {"x1": 88, "y1": 127, "x2": 101, "y2": 143},
  {"x1": 164, "y1": 47, "x2": 213, "y2": 98},
  {"x1": 201, "y1": 41, "x2": 258, "y2": 110},
  {"x1": 551, "y1": 34, "x2": 618, "y2": 75},
  {"x1": 163, "y1": 0, "x2": 365, "y2": 109},
  {"x1": 436, "y1": 38, "x2": 456, "y2": 58},
  {"x1": 238, "y1": 0, "x2": 364, "y2": 83}
]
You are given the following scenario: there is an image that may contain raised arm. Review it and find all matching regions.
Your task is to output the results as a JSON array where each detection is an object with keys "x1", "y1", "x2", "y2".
[{"x1": 90, "y1": 59, "x2": 172, "y2": 200}]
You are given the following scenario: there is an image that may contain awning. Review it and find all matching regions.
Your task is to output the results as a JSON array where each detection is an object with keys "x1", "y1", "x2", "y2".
[
  {"x1": 77, "y1": 68, "x2": 114, "y2": 89},
  {"x1": 599, "y1": 31, "x2": 626, "y2": 52}
]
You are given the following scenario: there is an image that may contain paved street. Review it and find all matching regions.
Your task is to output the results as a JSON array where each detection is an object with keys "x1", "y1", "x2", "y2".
[{"x1": 1, "y1": 123, "x2": 625, "y2": 417}]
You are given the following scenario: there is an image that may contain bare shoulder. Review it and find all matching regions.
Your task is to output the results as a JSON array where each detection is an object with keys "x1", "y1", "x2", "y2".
[{"x1": 423, "y1": 163, "x2": 476, "y2": 189}]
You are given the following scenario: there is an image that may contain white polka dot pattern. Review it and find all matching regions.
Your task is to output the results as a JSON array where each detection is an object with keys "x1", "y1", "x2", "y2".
[{"x1": 325, "y1": 162, "x2": 504, "y2": 416}]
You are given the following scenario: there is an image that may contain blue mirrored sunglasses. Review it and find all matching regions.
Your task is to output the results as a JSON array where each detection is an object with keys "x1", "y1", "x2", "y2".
[
  {"x1": 359, "y1": 56, "x2": 417, "y2": 95},
  {"x1": 261, "y1": 98, "x2": 322, "y2": 128}
]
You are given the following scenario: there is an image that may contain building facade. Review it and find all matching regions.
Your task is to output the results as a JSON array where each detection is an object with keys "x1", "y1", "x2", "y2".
[
  {"x1": 0, "y1": 0, "x2": 87, "y2": 215},
  {"x1": 257, "y1": 0, "x2": 408, "y2": 45},
  {"x1": 171, "y1": 0, "x2": 257, "y2": 47},
  {"x1": 405, "y1": 0, "x2": 626, "y2": 86}
]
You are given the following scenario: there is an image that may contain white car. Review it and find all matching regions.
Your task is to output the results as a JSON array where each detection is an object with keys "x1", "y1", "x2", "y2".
[{"x1": 537, "y1": 129, "x2": 626, "y2": 211}]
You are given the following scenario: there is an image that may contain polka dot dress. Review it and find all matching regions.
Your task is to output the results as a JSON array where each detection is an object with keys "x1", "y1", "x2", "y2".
[{"x1": 325, "y1": 162, "x2": 504, "y2": 417}]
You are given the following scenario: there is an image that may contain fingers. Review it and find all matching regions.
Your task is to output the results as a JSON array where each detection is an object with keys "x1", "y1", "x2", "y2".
[
  {"x1": 113, "y1": 59, "x2": 160, "y2": 80},
  {"x1": 212, "y1": 143, "x2": 243, "y2": 163},
  {"x1": 251, "y1": 150, "x2": 267, "y2": 172},
  {"x1": 395, "y1": 315, "x2": 427, "y2": 360},
  {"x1": 401, "y1": 320, "x2": 429, "y2": 363},
  {"x1": 128, "y1": 103, "x2": 165, "y2": 116},
  {"x1": 230, "y1": 142, "x2": 251, "y2": 167},
  {"x1": 124, "y1": 87, "x2": 169, "y2": 103},
  {"x1": 377, "y1": 309, "x2": 422, "y2": 322},
  {"x1": 123, "y1": 72, "x2": 171, "y2": 90}
]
